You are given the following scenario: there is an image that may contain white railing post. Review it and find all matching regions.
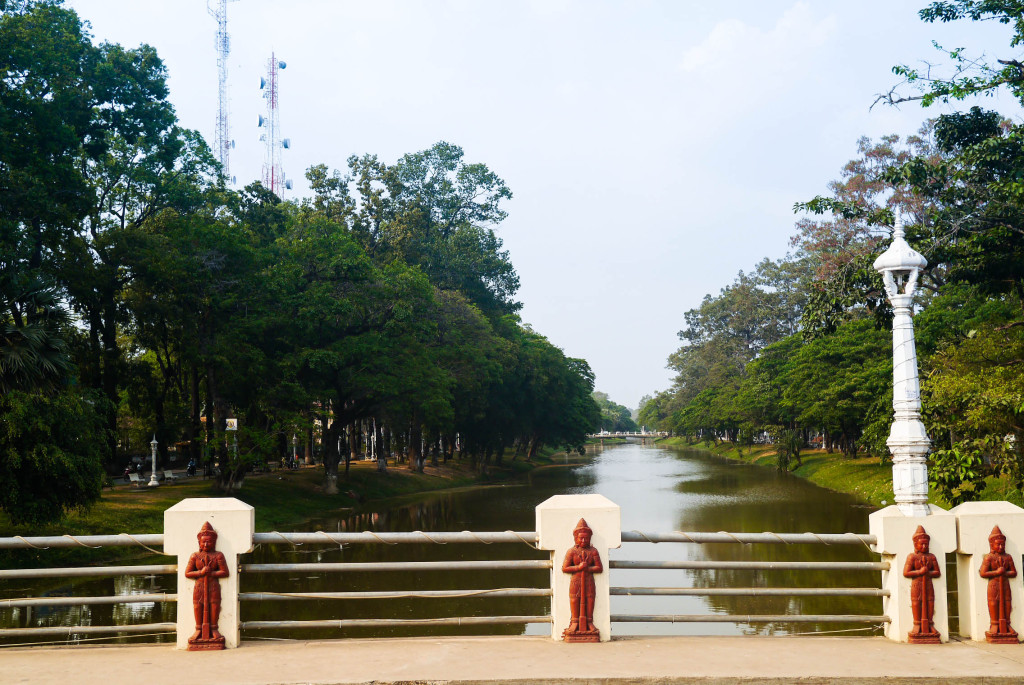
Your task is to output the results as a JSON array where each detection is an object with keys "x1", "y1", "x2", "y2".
[
  {"x1": 869, "y1": 505, "x2": 955, "y2": 642},
  {"x1": 949, "y1": 502, "x2": 1024, "y2": 642},
  {"x1": 536, "y1": 494, "x2": 620, "y2": 642},
  {"x1": 164, "y1": 498, "x2": 254, "y2": 649}
]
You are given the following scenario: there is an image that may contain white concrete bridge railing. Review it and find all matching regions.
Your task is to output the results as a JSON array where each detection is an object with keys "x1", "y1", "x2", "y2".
[{"x1": 3, "y1": 496, "x2": 1024, "y2": 647}]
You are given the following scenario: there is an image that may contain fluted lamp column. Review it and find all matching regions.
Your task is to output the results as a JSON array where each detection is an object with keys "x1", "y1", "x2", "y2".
[{"x1": 873, "y1": 216, "x2": 930, "y2": 517}]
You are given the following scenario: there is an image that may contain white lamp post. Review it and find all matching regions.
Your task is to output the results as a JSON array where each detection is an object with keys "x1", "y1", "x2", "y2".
[
  {"x1": 148, "y1": 435, "x2": 161, "y2": 487},
  {"x1": 873, "y1": 216, "x2": 930, "y2": 517}
]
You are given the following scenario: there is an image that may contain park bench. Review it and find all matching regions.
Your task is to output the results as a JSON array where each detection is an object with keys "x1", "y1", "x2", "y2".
[
  {"x1": 163, "y1": 470, "x2": 180, "y2": 483},
  {"x1": 128, "y1": 473, "x2": 144, "y2": 487}
]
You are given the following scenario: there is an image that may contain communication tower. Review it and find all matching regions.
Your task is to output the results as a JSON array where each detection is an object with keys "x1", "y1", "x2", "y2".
[
  {"x1": 208, "y1": 0, "x2": 239, "y2": 184},
  {"x1": 258, "y1": 53, "x2": 291, "y2": 195}
]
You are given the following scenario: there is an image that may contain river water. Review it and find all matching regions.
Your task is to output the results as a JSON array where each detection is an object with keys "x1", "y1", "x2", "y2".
[{"x1": 0, "y1": 442, "x2": 882, "y2": 643}]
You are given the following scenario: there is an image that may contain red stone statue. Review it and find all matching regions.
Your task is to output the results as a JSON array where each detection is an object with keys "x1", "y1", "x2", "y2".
[
  {"x1": 562, "y1": 518, "x2": 602, "y2": 642},
  {"x1": 185, "y1": 521, "x2": 230, "y2": 650},
  {"x1": 902, "y1": 525, "x2": 941, "y2": 643},
  {"x1": 980, "y1": 525, "x2": 1019, "y2": 643}
]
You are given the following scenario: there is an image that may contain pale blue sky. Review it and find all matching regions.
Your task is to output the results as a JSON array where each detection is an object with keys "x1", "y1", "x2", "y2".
[{"x1": 67, "y1": 0, "x2": 1024, "y2": 409}]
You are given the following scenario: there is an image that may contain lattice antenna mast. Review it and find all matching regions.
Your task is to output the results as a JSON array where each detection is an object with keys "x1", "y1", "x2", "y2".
[
  {"x1": 208, "y1": 0, "x2": 239, "y2": 183},
  {"x1": 259, "y1": 53, "x2": 291, "y2": 196}
]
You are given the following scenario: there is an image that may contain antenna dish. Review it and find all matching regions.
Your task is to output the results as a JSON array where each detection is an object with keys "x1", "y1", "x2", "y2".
[
  {"x1": 259, "y1": 134, "x2": 266, "y2": 142},
  {"x1": 285, "y1": 179, "x2": 293, "y2": 190},
  {"x1": 230, "y1": 140, "x2": 235, "y2": 149},
  {"x1": 282, "y1": 138, "x2": 291, "y2": 149},
  {"x1": 258, "y1": 114, "x2": 265, "y2": 127},
  {"x1": 230, "y1": 175, "x2": 237, "y2": 185},
  {"x1": 260, "y1": 76, "x2": 266, "y2": 89},
  {"x1": 278, "y1": 61, "x2": 287, "y2": 69}
]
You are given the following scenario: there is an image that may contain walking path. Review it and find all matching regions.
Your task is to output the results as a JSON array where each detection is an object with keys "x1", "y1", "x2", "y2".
[{"x1": 6, "y1": 635, "x2": 1024, "y2": 684}]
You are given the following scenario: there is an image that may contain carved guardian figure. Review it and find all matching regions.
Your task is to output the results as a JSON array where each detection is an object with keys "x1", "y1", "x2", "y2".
[
  {"x1": 980, "y1": 525, "x2": 1019, "y2": 643},
  {"x1": 185, "y1": 521, "x2": 230, "y2": 650},
  {"x1": 902, "y1": 525, "x2": 941, "y2": 643},
  {"x1": 562, "y1": 518, "x2": 602, "y2": 642}
]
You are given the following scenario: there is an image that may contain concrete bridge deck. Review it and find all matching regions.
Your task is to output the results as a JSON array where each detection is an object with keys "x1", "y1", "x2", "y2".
[{"x1": 6, "y1": 635, "x2": 1024, "y2": 684}]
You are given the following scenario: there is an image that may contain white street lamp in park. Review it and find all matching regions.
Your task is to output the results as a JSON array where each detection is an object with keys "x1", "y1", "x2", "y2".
[
  {"x1": 873, "y1": 215, "x2": 930, "y2": 517},
  {"x1": 148, "y1": 435, "x2": 160, "y2": 488}
]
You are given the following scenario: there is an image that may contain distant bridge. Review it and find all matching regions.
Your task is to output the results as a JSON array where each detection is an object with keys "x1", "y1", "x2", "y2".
[{"x1": 588, "y1": 431, "x2": 668, "y2": 439}]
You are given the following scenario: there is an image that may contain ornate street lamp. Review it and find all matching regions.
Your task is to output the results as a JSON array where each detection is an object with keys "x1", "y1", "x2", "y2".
[
  {"x1": 149, "y1": 434, "x2": 161, "y2": 488},
  {"x1": 873, "y1": 216, "x2": 929, "y2": 516}
]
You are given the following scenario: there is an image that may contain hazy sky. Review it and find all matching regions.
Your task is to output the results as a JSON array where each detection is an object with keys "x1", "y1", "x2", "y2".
[{"x1": 66, "y1": 0, "x2": 1023, "y2": 410}]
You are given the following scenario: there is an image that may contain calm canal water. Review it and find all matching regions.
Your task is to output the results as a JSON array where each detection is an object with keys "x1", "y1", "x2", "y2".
[{"x1": 0, "y1": 442, "x2": 883, "y2": 644}]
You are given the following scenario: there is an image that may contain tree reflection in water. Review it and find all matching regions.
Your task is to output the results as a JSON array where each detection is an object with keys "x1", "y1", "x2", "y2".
[{"x1": 0, "y1": 443, "x2": 886, "y2": 642}]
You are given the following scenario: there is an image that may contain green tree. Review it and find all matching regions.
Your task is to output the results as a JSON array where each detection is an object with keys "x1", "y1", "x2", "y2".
[
  {"x1": 310, "y1": 142, "x2": 519, "y2": 318},
  {"x1": 592, "y1": 392, "x2": 638, "y2": 433}
]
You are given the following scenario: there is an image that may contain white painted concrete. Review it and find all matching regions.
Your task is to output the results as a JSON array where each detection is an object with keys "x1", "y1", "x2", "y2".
[
  {"x1": 164, "y1": 497, "x2": 255, "y2": 649},
  {"x1": 536, "y1": 494, "x2": 621, "y2": 642},
  {"x1": 875, "y1": 217, "x2": 931, "y2": 518},
  {"x1": 869, "y1": 504, "x2": 955, "y2": 642},
  {"x1": 950, "y1": 501, "x2": 1024, "y2": 642}
]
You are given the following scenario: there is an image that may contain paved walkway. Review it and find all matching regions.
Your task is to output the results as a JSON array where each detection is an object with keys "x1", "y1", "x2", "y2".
[{"x1": 6, "y1": 635, "x2": 1024, "y2": 684}]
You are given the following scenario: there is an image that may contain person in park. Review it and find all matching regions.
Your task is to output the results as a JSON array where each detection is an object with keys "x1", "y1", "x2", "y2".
[
  {"x1": 562, "y1": 518, "x2": 603, "y2": 641},
  {"x1": 980, "y1": 525, "x2": 1018, "y2": 642},
  {"x1": 185, "y1": 521, "x2": 230, "y2": 649},
  {"x1": 902, "y1": 525, "x2": 941, "y2": 643}
]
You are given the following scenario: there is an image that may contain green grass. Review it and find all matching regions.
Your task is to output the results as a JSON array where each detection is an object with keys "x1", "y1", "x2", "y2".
[
  {"x1": 662, "y1": 438, "x2": 897, "y2": 505},
  {"x1": 0, "y1": 451, "x2": 588, "y2": 567},
  {"x1": 658, "y1": 437, "x2": 1024, "y2": 509},
  {"x1": 0, "y1": 449, "x2": 585, "y2": 539}
]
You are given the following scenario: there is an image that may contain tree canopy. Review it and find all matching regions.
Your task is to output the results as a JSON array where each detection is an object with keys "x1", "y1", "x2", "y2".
[
  {"x1": 641, "y1": 4, "x2": 1024, "y2": 500},
  {"x1": 0, "y1": 0, "x2": 601, "y2": 522}
]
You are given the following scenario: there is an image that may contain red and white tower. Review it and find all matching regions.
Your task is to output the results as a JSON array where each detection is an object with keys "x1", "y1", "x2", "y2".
[
  {"x1": 208, "y1": 0, "x2": 239, "y2": 184},
  {"x1": 258, "y1": 53, "x2": 291, "y2": 196}
]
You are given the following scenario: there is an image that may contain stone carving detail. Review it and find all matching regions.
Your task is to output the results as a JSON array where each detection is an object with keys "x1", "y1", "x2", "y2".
[
  {"x1": 902, "y1": 525, "x2": 941, "y2": 643},
  {"x1": 980, "y1": 525, "x2": 1019, "y2": 643},
  {"x1": 185, "y1": 521, "x2": 230, "y2": 650},
  {"x1": 562, "y1": 518, "x2": 602, "y2": 642}
]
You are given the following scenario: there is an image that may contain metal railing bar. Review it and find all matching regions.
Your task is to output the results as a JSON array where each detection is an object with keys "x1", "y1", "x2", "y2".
[
  {"x1": 241, "y1": 616, "x2": 552, "y2": 630},
  {"x1": 611, "y1": 614, "x2": 890, "y2": 624},
  {"x1": 241, "y1": 560, "x2": 550, "y2": 573},
  {"x1": 621, "y1": 531, "x2": 876, "y2": 546},
  {"x1": 239, "y1": 588, "x2": 550, "y2": 601},
  {"x1": 0, "y1": 565, "x2": 176, "y2": 580},
  {"x1": 0, "y1": 623, "x2": 176, "y2": 638},
  {"x1": 610, "y1": 560, "x2": 888, "y2": 571},
  {"x1": 252, "y1": 531, "x2": 539, "y2": 545},
  {"x1": 0, "y1": 534, "x2": 164, "y2": 550},
  {"x1": 0, "y1": 594, "x2": 177, "y2": 609},
  {"x1": 611, "y1": 587, "x2": 888, "y2": 597},
  {"x1": 0, "y1": 530, "x2": 877, "y2": 550}
]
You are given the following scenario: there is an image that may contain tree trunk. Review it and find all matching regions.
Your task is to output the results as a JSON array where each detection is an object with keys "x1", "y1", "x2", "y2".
[
  {"x1": 189, "y1": 365, "x2": 202, "y2": 463},
  {"x1": 322, "y1": 409, "x2": 340, "y2": 494},
  {"x1": 345, "y1": 421, "x2": 357, "y2": 478},
  {"x1": 528, "y1": 436, "x2": 541, "y2": 461},
  {"x1": 408, "y1": 421, "x2": 424, "y2": 473},
  {"x1": 306, "y1": 423, "x2": 314, "y2": 465},
  {"x1": 430, "y1": 434, "x2": 440, "y2": 467},
  {"x1": 375, "y1": 420, "x2": 387, "y2": 473},
  {"x1": 100, "y1": 294, "x2": 119, "y2": 466},
  {"x1": 206, "y1": 365, "x2": 231, "y2": 489}
]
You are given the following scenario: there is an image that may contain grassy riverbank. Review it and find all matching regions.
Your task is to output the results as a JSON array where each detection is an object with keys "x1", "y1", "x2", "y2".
[
  {"x1": 0, "y1": 448, "x2": 586, "y2": 540},
  {"x1": 655, "y1": 437, "x2": 1024, "y2": 509}
]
